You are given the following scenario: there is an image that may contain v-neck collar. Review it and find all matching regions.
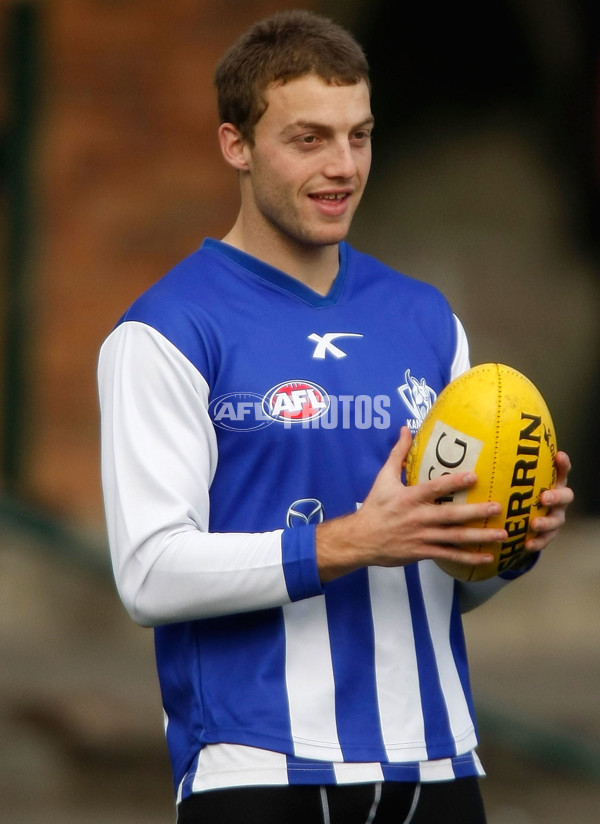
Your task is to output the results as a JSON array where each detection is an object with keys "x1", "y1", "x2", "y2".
[{"x1": 202, "y1": 238, "x2": 348, "y2": 308}]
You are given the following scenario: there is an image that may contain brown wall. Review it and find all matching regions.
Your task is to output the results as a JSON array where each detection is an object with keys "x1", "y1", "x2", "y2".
[{"x1": 2, "y1": 0, "x2": 312, "y2": 528}]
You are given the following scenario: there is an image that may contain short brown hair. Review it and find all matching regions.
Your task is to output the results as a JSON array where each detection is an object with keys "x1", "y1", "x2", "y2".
[{"x1": 214, "y1": 9, "x2": 370, "y2": 143}]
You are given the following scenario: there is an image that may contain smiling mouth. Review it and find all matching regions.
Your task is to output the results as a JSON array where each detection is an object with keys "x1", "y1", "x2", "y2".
[{"x1": 310, "y1": 192, "x2": 349, "y2": 201}]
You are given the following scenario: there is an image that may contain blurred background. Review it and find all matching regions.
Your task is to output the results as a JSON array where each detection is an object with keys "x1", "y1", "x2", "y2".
[{"x1": 0, "y1": 0, "x2": 599, "y2": 821}]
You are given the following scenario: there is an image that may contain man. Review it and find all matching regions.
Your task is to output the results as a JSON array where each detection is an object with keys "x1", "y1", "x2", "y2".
[{"x1": 98, "y1": 10, "x2": 573, "y2": 823}]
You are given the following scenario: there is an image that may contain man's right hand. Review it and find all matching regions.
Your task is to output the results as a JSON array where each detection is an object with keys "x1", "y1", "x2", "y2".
[{"x1": 316, "y1": 427, "x2": 506, "y2": 583}]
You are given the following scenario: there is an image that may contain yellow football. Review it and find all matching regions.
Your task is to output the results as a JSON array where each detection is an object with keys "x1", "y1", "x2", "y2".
[{"x1": 405, "y1": 363, "x2": 557, "y2": 581}]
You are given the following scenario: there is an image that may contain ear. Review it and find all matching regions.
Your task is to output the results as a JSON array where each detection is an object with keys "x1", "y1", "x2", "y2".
[{"x1": 218, "y1": 122, "x2": 251, "y2": 172}]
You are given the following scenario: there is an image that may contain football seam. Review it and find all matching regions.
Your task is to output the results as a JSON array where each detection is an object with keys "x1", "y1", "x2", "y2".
[{"x1": 489, "y1": 363, "x2": 502, "y2": 514}]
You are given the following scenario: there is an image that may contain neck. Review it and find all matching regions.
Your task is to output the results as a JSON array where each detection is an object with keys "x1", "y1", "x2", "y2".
[{"x1": 222, "y1": 216, "x2": 340, "y2": 296}]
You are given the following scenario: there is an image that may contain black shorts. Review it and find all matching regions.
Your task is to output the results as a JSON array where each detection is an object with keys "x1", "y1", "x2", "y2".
[{"x1": 177, "y1": 777, "x2": 487, "y2": 824}]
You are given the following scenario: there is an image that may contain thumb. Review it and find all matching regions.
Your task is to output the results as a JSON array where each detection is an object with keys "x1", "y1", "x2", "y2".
[{"x1": 384, "y1": 426, "x2": 413, "y2": 480}]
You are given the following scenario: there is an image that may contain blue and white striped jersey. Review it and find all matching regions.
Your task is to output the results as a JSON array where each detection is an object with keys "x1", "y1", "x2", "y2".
[{"x1": 99, "y1": 239, "x2": 507, "y2": 801}]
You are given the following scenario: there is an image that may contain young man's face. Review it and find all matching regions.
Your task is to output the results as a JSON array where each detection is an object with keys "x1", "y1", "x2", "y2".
[{"x1": 240, "y1": 73, "x2": 373, "y2": 251}]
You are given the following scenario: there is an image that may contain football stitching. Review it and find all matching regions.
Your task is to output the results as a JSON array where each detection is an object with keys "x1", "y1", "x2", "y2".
[
  {"x1": 487, "y1": 363, "x2": 502, "y2": 535},
  {"x1": 468, "y1": 364, "x2": 502, "y2": 581}
]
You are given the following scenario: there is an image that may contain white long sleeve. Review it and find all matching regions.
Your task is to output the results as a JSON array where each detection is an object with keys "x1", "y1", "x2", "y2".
[{"x1": 98, "y1": 321, "x2": 292, "y2": 626}]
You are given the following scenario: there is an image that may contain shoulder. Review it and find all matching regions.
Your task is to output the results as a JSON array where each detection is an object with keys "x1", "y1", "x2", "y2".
[
  {"x1": 103, "y1": 241, "x2": 233, "y2": 384},
  {"x1": 120, "y1": 241, "x2": 222, "y2": 326},
  {"x1": 343, "y1": 244, "x2": 462, "y2": 380},
  {"x1": 344, "y1": 243, "x2": 454, "y2": 313}
]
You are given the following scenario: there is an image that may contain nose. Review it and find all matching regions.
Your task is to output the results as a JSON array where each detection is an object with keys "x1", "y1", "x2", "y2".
[{"x1": 323, "y1": 139, "x2": 359, "y2": 180}]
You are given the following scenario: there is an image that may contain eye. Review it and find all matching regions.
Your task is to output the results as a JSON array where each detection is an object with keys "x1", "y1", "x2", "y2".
[
  {"x1": 352, "y1": 129, "x2": 372, "y2": 144},
  {"x1": 293, "y1": 133, "x2": 322, "y2": 152}
]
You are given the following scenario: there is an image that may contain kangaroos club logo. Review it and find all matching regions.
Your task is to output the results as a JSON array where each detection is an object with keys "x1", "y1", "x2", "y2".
[
  {"x1": 263, "y1": 380, "x2": 330, "y2": 424},
  {"x1": 397, "y1": 369, "x2": 437, "y2": 431}
]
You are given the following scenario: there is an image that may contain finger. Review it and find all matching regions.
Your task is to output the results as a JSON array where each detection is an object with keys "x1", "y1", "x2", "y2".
[
  {"x1": 426, "y1": 523, "x2": 507, "y2": 547},
  {"x1": 419, "y1": 499, "x2": 503, "y2": 527},
  {"x1": 530, "y1": 509, "x2": 563, "y2": 531},
  {"x1": 418, "y1": 469, "x2": 479, "y2": 504},
  {"x1": 553, "y1": 450, "x2": 572, "y2": 488},
  {"x1": 383, "y1": 426, "x2": 413, "y2": 480},
  {"x1": 427, "y1": 544, "x2": 496, "y2": 567},
  {"x1": 537, "y1": 485, "x2": 574, "y2": 510},
  {"x1": 525, "y1": 529, "x2": 558, "y2": 552},
  {"x1": 396, "y1": 425, "x2": 413, "y2": 463}
]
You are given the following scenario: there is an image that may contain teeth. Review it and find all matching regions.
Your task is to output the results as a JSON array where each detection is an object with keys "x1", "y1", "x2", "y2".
[{"x1": 317, "y1": 193, "x2": 345, "y2": 200}]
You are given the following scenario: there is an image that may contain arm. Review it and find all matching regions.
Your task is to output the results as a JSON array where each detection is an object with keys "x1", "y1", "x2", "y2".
[{"x1": 98, "y1": 322, "x2": 319, "y2": 626}]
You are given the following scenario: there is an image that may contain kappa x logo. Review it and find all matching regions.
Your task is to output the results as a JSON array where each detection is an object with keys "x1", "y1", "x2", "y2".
[{"x1": 308, "y1": 332, "x2": 363, "y2": 359}]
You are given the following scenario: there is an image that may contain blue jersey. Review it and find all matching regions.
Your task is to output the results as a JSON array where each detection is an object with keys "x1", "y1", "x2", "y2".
[{"x1": 99, "y1": 239, "x2": 492, "y2": 800}]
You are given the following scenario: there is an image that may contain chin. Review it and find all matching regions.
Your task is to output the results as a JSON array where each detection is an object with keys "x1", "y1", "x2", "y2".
[{"x1": 307, "y1": 224, "x2": 352, "y2": 247}]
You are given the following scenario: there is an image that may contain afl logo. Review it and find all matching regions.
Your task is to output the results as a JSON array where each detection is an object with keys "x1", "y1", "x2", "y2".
[
  {"x1": 263, "y1": 380, "x2": 330, "y2": 424},
  {"x1": 286, "y1": 498, "x2": 325, "y2": 527},
  {"x1": 209, "y1": 392, "x2": 273, "y2": 431}
]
